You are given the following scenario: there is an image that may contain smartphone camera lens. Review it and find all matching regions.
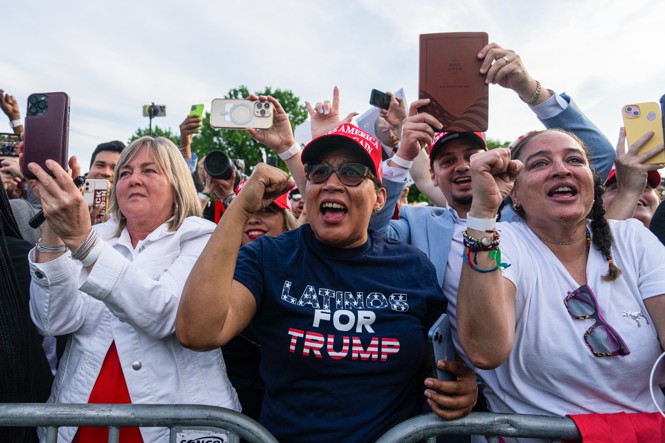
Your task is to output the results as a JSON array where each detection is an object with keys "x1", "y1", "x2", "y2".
[
  {"x1": 260, "y1": 109, "x2": 266, "y2": 116},
  {"x1": 29, "y1": 106, "x2": 38, "y2": 115},
  {"x1": 632, "y1": 110, "x2": 639, "y2": 116},
  {"x1": 29, "y1": 96, "x2": 38, "y2": 104}
]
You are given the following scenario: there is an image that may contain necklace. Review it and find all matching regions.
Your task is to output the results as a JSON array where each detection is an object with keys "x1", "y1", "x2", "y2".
[{"x1": 536, "y1": 228, "x2": 589, "y2": 246}]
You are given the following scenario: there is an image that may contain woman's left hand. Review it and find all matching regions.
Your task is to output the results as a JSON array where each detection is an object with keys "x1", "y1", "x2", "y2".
[
  {"x1": 424, "y1": 359, "x2": 478, "y2": 420},
  {"x1": 27, "y1": 156, "x2": 92, "y2": 249}
]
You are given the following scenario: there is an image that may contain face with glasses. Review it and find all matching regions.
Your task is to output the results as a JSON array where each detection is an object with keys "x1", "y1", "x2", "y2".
[{"x1": 304, "y1": 148, "x2": 386, "y2": 249}]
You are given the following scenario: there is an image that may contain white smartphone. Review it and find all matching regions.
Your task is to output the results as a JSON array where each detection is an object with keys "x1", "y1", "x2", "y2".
[
  {"x1": 427, "y1": 313, "x2": 456, "y2": 381},
  {"x1": 84, "y1": 178, "x2": 111, "y2": 224},
  {"x1": 209, "y1": 99, "x2": 273, "y2": 130}
]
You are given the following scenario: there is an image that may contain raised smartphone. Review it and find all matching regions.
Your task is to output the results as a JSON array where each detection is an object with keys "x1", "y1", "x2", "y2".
[
  {"x1": 427, "y1": 313, "x2": 456, "y2": 381},
  {"x1": 189, "y1": 104, "x2": 205, "y2": 119},
  {"x1": 84, "y1": 178, "x2": 111, "y2": 224},
  {"x1": 622, "y1": 102, "x2": 665, "y2": 164},
  {"x1": 209, "y1": 99, "x2": 273, "y2": 130},
  {"x1": 419, "y1": 32, "x2": 489, "y2": 132},
  {"x1": 21, "y1": 92, "x2": 70, "y2": 179},
  {"x1": 369, "y1": 89, "x2": 391, "y2": 110}
]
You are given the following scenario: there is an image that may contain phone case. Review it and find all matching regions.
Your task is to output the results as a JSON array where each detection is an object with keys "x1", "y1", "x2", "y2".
[
  {"x1": 189, "y1": 104, "x2": 205, "y2": 118},
  {"x1": 419, "y1": 32, "x2": 489, "y2": 132},
  {"x1": 21, "y1": 92, "x2": 70, "y2": 179},
  {"x1": 622, "y1": 102, "x2": 665, "y2": 164},
  {"x1": 84, "y1": 178, "x2": 111, "y2": 223},
  {"x1": 369, "y1": 89, "x2": 391, "y2": 110},
  {"x1": 209, "y1": 99, "x2": 273, "y2": 130},
  {"x1": 427, "y1": 313, "x2": 456, "y2": 381}
]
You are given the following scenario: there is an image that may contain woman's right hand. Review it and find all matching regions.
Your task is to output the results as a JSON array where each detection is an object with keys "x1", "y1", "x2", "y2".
[
  {"x1": 468, "y1": 148, "x2": 522, "y2": 218},
  {"x1": 27, "y1": 155, "x2": 91, "y2": 249},
  {"x1": 234, "y1": 163, "x2": 294, "y2": 215}
]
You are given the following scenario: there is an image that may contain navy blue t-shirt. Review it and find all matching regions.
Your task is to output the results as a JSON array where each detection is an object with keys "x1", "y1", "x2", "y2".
[{"x1": 234, "y1": 224, "x2": 445, "y2": 443}]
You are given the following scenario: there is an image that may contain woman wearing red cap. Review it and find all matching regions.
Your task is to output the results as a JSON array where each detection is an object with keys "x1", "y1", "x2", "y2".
[{"x1": 177, "y1": 96, "x2": 477, "y2": 443}]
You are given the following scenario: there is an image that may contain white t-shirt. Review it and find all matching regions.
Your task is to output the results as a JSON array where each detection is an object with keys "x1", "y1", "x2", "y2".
[{"x1": 476, "y1": 219, "x2": 665, "y2": 422}]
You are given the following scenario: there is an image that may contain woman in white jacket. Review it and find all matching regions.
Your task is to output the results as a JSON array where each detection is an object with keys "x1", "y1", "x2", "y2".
[{"x1": 26, "y1": 136, "x2": 239, "y2": 443}]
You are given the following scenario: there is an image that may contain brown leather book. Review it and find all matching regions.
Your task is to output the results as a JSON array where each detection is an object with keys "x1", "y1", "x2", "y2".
[{"x1": 419, "y1": 32, "x2": 488, "y2": 132}]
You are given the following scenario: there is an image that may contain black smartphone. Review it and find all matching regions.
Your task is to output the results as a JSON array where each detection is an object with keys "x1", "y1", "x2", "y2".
[
  {"x1": 427, "y1": 313, "x2": 456, "y2": 381},
  {"x1": 369, "y1": 89, "x2": 391, "y2": 110},
  {"x1": 266, "y1": 155, "x2": 278, "y2": 167},
  {"x1": 660, "y1": 94, "x2": 664, "y2": 131},
  {"x1": 21, "y1": 92, "x2": 70, "y2": 179}
]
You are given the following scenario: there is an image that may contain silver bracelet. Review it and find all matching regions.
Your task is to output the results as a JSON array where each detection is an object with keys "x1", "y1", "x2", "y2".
[
  {"x1": 36, "y1": 239, "x2": 68, "y2": 254},
  {"x1": 71, "y1": 229, "x2": 99, "y2": 261},
  {"x1": 80, "y1": 239, "x2": 104, "y2": 267}
]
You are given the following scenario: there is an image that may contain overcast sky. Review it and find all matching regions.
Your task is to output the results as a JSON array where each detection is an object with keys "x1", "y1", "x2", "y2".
[{"x1": 3, "y1": 0, "x2": 664, "y2": 168}]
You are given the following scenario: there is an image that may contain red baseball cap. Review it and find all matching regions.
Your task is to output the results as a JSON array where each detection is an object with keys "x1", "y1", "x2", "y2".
[
  {"x1": 605, "y1": 168, "x2": 662, "y2": 189},
  {"x1": 301, "y1": 123, "x2": 383, "y2": 182},
  {"x1": 235, "y1": 179, "x2": 291, "y2": 210},
  {"x1": 428, "y1": 132, "x2": 487, "y2": 166}
]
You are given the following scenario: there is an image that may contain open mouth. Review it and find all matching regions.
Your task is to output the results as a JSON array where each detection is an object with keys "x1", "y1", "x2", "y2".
[
  {"x1": 453, "y1": 176, "x2": 472, "y2": 185},
  {"x1": 547, "y1": 185, "x2": 578, "y2": 198},
  {"x1": 320, "y1": 201, "x2": 348, "y2": 223},
  {"x1": 245, "y1": 229, "x2": 266, "y2": 239}
]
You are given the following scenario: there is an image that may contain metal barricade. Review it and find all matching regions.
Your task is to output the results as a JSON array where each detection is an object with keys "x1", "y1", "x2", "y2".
[
  {"x1": 0, "y1": 403, "x2": 278, "y2": 443},
  {"x1": 375, "y1": 412, "x2": 581, "y2": 443}
]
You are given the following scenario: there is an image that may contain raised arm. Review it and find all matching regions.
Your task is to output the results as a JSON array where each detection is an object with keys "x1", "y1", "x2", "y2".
[
  {"x1": 369, "y1": 100, "x2": 442, "y2": 232},
  {"x1": 456, "y1": 148, "x2": 521, "y2": 369},
  {"x1": 176, "y1": 164, "x2": 294, "y2": 350},
  {"x1": 604, "y1": 127, "x2": 665, "y2": 222},
  {"x1": 248, "y1": 95, "x2": 307, "y2": 193},
  {"x1": 478, "y1": 43, "x2": 616, "y2": 181}
]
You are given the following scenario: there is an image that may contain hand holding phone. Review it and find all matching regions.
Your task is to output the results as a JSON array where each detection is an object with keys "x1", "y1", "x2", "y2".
[
  {"x1": 209, "y1": 99, "x2": 273, "y2": 129},
  {"x1": 428, "y1": 313, "x2": 456, "y2": 382},
  {"x1": 369, "y1": 89, "x2": 391, "y2": 110},
  {"x1": 21, "y1": 92, "x2": 70, "y2": 179},
  {"x1": 622, "y1": 102, "x2": 665, "y2": 164}
]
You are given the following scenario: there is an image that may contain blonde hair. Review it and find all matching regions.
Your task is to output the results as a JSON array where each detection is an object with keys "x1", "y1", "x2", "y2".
[
  {"x1": 109, "y1": 136, "x2": 201, "y2": 237},
  {"x1": 283, "y1": 208, "x2": 299, "y2": 231}
]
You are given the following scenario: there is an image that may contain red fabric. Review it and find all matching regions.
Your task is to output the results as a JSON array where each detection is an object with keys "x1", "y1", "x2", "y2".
[
  {"x1": 566, "y1": 412, "x2": 665, "y2": 443},
  {"x1": 391, "y1": 204, "x2": 399, "y2": 220},
  {"x1": 73, "y1": 342, "x2": 144, "y2": 443},
  {"x1": 214, "y1": 199, "x2": 224, "y2": 223}
]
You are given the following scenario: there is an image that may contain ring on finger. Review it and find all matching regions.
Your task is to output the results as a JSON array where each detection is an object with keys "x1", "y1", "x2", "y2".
[{"x1": 503, "y1": 56, "x2": 510, "y2": 64}]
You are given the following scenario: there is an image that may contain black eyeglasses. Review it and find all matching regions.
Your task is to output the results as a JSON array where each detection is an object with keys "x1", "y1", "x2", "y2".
[
  {"x1": 304, "y1": 162, "x2": 372, "y2": 187},
  {"x1": 564, "y1": 284, "x2": 630, "y2": 358}
]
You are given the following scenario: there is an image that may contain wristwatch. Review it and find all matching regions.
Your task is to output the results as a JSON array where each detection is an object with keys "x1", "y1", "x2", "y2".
[{"x1": 222, "y1": 193, "x2": 235, "y2": 209}]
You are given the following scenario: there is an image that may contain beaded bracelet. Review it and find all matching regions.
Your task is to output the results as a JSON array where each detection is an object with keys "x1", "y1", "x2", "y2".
[
  {"x1": 462, "y1": 250, "x2": 510, "y2": 273},
  {"x1": 463, "y1": 229, "x2": 500, "y2": 252}
]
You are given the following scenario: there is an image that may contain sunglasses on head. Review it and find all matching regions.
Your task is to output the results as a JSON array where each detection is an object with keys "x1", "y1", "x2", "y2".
[
  {"x1": 304, "y1": 162, "x2": 373, "y2": 187},
  {"x1": 564, "y1": 284, "x2": 630, "y2": 358}
]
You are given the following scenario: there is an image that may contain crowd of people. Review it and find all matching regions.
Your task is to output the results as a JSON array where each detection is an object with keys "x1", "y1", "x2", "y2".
[{"x1": 1, "y1": 41, "x2": 665, "y2": 443}]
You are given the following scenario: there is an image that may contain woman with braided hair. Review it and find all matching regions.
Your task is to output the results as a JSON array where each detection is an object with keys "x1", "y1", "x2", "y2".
[
  {"x1": 0, "y1": 178, "x2": 52, "y2": 442},
  {"x1": 456, "y1": 129, "x2": 665, "y2": 442}
]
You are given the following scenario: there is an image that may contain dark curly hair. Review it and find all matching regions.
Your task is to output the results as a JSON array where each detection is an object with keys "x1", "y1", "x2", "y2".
[{"x1": 509, "y1": 128, "x2": 621, "y2": 282}]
